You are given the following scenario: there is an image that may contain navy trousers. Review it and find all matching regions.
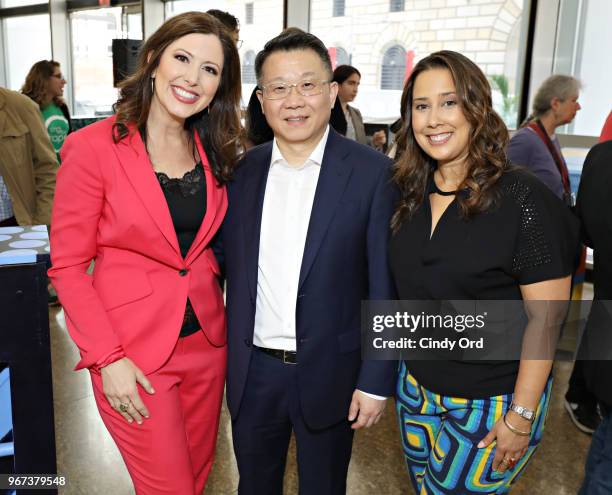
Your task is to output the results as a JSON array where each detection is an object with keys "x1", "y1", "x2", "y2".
[
  {"x1": 580, "y1": 407, "x2": 612, "y2": 494},
  {"x1": 232, "y1": 348, "x2": 354, "y2": 495}
]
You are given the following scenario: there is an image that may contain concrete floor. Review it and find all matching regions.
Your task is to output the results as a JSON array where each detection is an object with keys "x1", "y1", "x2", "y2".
[{"x1": 49, "y1": 305, "x2": 592, "y2": 495}]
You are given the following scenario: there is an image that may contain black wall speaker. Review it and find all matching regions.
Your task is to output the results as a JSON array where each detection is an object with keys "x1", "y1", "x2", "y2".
[{"x1": 112, "y1": 38, "x2": 142, "y2": 87}]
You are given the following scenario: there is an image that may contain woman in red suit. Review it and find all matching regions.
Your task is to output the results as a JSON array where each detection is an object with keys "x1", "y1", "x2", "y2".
[{"x1": 48, "y1": 12, "x2": 242, "y2": 494}]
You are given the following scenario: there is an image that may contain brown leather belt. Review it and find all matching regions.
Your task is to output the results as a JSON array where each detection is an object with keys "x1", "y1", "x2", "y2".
[{"x1": 253, "y1": 345, "x2": 297, "y2": 364}]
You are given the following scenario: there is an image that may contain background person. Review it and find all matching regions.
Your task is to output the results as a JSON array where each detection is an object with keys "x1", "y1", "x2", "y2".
[
  {"x1": 574, "y1": 140, "x2": 612, "y2": 494},
  {"x1": 330, "y1": 64, "x2": 386, "y2": 151},
  {"x1": 507, "y1": 74, "x2": 581, "y2": 207},
  {"x1": 0, "y1": 86, "x2": 58, "y2": 227},
  {"x1": 206, "y1": 8, "x2": 241, "y2": 47},
  {"x1": 244, "y1": 86, "x2": 273, "y2": 148},
  {"x1": 390, "y1": 51, "x2": 578, "y2": 494},
  {"x1": 506, "y1": 75, "x2": 596, "y2": 435},
  {"x1": 48, "y1": 13, "x2": 242, "y2": 494},
  {"x1": 21, "y1": 60, "x2": 72, "y2": 162}
]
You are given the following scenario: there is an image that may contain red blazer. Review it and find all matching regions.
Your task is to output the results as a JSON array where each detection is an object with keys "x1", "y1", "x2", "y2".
[{"x1": 49, "y1": 116, "x2": 227, "y2": 374}]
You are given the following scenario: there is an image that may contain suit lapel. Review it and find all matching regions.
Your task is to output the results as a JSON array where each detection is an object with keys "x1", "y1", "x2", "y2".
[
  {"x1": 185, "y1": 132, "x2": 227, "y2": 264},
  {"x1": 115, "y1": 129, "x2": 181, "y2": 257},
  {"x1": 242, "y1": 143, "x2": 273, "y2": 303},
  {"x1": 298, "y1": 130, "x2": 352, "y2": 289}
]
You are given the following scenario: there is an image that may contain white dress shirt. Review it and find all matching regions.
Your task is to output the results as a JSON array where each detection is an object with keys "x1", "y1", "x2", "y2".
[
  {"x1": 252, "y1": 126, "x2": 386, "y2": 401},
  {"x1": 253, "y1": 126, "x2": 329, "y2": 351}
]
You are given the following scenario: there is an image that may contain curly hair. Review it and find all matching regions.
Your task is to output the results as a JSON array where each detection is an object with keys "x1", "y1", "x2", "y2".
[
  {"x1": 21, "y1": 60, "x2": 64, "y2": 108},
  {"x1": 113, "y1": 12, "x2": 243, "y2": 184},
  {"x1": 391, "y1": 50, "x2": 509, "y2": 232}
]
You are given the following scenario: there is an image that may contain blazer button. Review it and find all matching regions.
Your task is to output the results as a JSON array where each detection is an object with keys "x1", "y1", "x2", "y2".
[
  {"x1": 244, "y1": 339, "x2": 252, "y2": 347},
  {"x1": 178, "y1": 268, "x2": 189, "y2": 276}
]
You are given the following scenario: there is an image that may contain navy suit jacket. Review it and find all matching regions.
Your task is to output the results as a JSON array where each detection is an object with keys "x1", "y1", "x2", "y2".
[{"x1": 219, "y1": 128, "x2": 397, "y2": 429}]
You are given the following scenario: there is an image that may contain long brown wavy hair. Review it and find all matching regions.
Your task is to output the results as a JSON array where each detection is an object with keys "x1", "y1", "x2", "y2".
[
  {"x1": 21, "y1": 60, "x2": 64, "y2": 108},
  {"x1": 391, "y1": 51, "x2": 509, "y2": 232},
  {"x1": 113, "y1": 12, "x2": 243, "y2": 184}
]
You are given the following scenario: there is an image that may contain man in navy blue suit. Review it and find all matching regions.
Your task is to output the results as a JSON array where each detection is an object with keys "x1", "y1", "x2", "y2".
[{"x1": 219, "y1": 28, "x2": 397, "y2": 494}]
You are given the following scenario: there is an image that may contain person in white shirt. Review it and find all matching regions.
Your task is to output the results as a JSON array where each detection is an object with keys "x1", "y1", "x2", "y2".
[{"x1": 216, "y1": 28, "x2": 397, "y2": 494}]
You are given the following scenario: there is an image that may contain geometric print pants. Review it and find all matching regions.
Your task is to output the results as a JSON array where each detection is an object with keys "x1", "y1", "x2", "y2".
[{"x1": 396, "y1": 361, "x2": 552, "y2": 494}]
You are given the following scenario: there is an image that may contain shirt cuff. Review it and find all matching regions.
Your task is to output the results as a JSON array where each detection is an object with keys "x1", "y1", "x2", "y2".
[
  {"x1": 357, "y1": 389, "x2": 388, "y2": 401},
  {"x1": 90, "y1": 347, "x2": 126, "y2": 373}
]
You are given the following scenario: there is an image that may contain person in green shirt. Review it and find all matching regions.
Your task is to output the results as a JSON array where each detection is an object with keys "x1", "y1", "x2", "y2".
[{"x1": 21, "y1": 60, "x2": 72, "y2": 162}]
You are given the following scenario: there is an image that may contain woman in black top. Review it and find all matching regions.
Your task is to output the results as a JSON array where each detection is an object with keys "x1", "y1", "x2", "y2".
[{"x1": 389, "y1": 51, "x2": 578, "y2": 494}]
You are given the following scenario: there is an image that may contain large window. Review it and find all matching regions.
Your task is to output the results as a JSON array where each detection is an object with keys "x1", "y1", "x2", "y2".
[
  {"x1": 553, "y1": 0, "x2": 612, "y2": 137},
  {"x1": 2, "y1": 14, "x2": 51, "y2": 91},
  {"x1": 0, "y1": 0, "x2": 43, "y2": 7},
  {"x1": 310, "y1": 0, "x2": 529, "y2": 126},
  {"x1": 70, "y1": 7, "x2": 141, "y2": 117}
]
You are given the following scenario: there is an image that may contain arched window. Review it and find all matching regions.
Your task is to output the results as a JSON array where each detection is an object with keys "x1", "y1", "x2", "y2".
[
  {"x1": 242, "y1": 50, "x2": 256, "y2": 84},
  {"x1": 381, "y1": 45, "x2": 406, "y2": 90},
  {"x1": 336, "y1": 47, "x2": 350, "y2": 66}
]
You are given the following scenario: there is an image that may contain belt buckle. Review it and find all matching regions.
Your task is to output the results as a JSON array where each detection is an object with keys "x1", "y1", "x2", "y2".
[{"x1": 283, "y1": 350, "x2": 296, "y2": 365}]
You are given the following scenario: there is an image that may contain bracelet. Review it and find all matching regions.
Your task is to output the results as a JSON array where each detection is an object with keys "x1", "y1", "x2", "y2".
[{"x1": 503, "y1": 412, "x2": 531, "y2": 436}]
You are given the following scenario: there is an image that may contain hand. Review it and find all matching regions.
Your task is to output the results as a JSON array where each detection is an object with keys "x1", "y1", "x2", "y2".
[
  {"x1": 101, "y1": 357, "x2": 155, "y2": 424},
  {"x1": 348, "y1": 390, "x2": 387, "y2": 430},
  {"x1": 477, "y1": 412, "x2": 531, "y2": 473},
  {"x1": 372, "y1": 130, "x2": 386, "y2": 149}
]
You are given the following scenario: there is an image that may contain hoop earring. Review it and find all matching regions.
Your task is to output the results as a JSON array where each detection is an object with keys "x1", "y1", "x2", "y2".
[{"x1": 150, "y1": 77, "x2": 155, "y2": 95}]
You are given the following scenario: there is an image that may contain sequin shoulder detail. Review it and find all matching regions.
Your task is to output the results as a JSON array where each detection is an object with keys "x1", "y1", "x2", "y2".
[{"x1": 502, "y1": 177, "x2": 552, "y2": 273}]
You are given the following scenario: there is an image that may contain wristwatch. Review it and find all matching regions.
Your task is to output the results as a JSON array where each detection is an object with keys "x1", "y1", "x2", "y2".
[{"x1": 509, "y1": 402, "x2": 535, "y2": 422}]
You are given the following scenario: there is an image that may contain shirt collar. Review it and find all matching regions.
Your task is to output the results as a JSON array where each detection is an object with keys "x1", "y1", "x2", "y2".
[{"x1": 271, "y1": 125, "x2": 330, "y2": 169}]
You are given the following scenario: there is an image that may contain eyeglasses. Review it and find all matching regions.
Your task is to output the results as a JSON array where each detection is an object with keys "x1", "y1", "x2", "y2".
[
  {"x1": 51, "y1": 73, "x2": 65, "y2": 80},
  {"x1": 259, "y1": 80, "x2": 330, "y2": 100}
]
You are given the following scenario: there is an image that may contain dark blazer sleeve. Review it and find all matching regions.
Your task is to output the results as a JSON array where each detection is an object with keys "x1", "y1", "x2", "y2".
[{"x1": 356, "y1": 159, "x2": 398, "y2": 397}]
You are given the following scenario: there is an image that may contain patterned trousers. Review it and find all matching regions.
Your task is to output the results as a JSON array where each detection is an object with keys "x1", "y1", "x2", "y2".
[{"x1": 396, "y1": 361, "x2": 552, "y2": 494}]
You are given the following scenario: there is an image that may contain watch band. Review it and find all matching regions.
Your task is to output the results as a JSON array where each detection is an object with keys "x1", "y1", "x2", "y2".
[{"x1": 509, "y1": 402, "x2": 535, "y2": 422}]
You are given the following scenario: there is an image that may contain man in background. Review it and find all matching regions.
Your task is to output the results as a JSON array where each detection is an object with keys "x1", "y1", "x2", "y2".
[
  {"x1": 0, "y1": 86, "x2": 58, "y2": 227},
  {"x1": 207, "y1": 9, "x2": 241, "y2": 47}
]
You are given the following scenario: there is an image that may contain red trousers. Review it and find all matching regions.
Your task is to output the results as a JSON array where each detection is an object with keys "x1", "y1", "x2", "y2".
[{"x1": 90, "y1": 331, "x2": 226, "y2": 494}]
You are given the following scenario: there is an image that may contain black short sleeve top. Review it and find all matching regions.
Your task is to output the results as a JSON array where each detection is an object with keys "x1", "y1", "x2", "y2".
[{"x1": 389, "y1": 167, "x2": 579, "y2": 398}]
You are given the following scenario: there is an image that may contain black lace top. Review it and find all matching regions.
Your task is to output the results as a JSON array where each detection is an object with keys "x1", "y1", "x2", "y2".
[
  {"x1": 389, "y1": 168, "x2": 579, "y2": 398},
  {"x1": 156, "y1": 162, "x2": 206, "y2": 337}
]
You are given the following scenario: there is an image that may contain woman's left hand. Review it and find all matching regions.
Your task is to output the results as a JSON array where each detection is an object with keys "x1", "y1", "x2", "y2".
[{"x1": 477, "y1": 414, "x2": 531, "y2": 473}]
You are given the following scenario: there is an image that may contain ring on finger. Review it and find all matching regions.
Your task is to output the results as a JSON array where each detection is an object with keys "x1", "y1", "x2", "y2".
[{"x1": 119, "y1": 402, "x2": 130, "y2": 413}]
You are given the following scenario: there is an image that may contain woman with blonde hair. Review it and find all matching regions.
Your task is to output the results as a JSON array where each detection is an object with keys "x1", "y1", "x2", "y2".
[{"x1": 49, "y1": 12, "x2": 242, "y2": 493}]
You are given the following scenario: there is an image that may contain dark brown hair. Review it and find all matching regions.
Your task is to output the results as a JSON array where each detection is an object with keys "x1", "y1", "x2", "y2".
[
  {"x1": 332, "y1": 65, "x2": 361, "y2": 84},
  {"x1": 113, "y1": 12, "x2": 243, "y2": 184},
  {"x1": 21, "y1": 60, "x2": 64, "y2": 108},
  {"x1": 391, "y1": 50, "x2": 509, "y2": 231}
]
